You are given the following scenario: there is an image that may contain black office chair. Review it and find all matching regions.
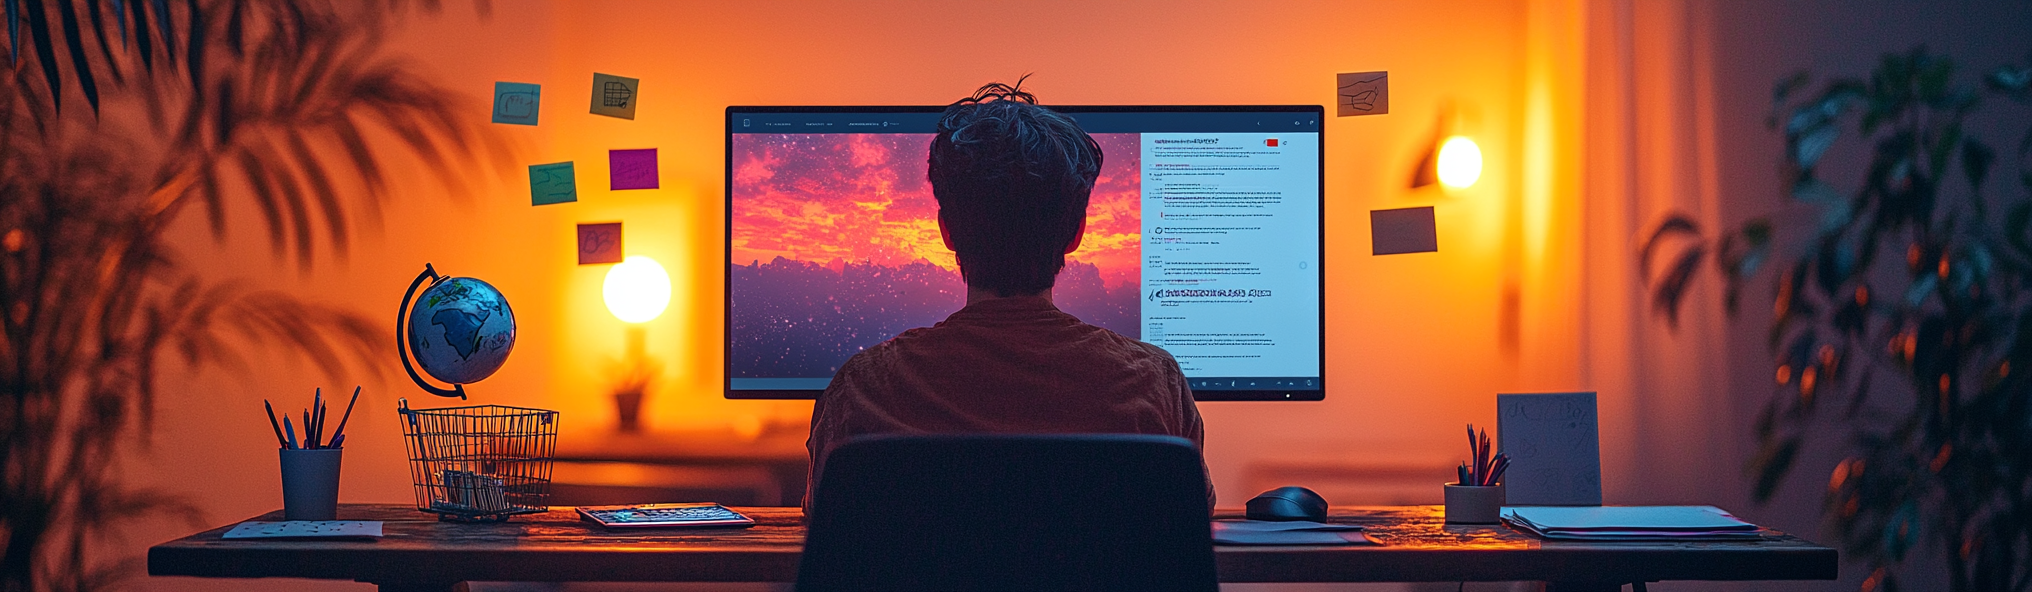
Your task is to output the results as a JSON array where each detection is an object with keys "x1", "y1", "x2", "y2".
[{"x1": 796, "y1": 433, "x2": 1217, "y2": 592}]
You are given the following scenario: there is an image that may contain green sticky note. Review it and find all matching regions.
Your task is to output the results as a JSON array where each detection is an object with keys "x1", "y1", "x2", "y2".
[
  {"x1": 493, "y1": 82, "x2": 541, "y2": 125},
  {"x1": 529, "y1": 162, "x2": 577, "y2": 205},
  {"x1": 590, "y1": 73, "x2": 639, "y2": 120}
]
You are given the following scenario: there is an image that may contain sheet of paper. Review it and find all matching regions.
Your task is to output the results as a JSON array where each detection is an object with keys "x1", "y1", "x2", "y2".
[
  {"x1": 492, "y1": 82, "x2": 541, "y2": 126},
  {"x1": 1503, "y1": 506, "x2": 1752, "y2": 530},
  {"x1": 1336, "y1": 71, "x2": 1389, "y2": 116},
  {"x1": 1212, "y1": 520, "x2": 1363, "y2": 533},
  {"x1": 222, "y1": 521, "x2": 383, "y2": 539},
  {"x1": 609, "y1": 148, "x2": 659, "y2": 190},
  {"x1": 1498, "y1": 392, "x2": 1603, "y2": 506},
  {"x1": 1371, "y1": 206, "x2": 1437, "y2": 255},
  {"x1": 590, "y1": 73, "x2": 640, "y2": 120},
  {"x1": 1212, "y1": 522, "x2": 1376, "y2": 545},
  {"x1": 578, "y1": 222, "x2": 623, "y2": 265},
  {"x1": 529, "y1": 162, "x2": 577, "y2": 205}
]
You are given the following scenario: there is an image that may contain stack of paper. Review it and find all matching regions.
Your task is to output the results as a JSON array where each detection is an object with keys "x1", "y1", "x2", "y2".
[
  {"x1": 1500, "y1": 506, "x2": 1762, "y2": 541},
  {"x1": 1211, "y1": 520, "x2": 1377, "y2": 545}
]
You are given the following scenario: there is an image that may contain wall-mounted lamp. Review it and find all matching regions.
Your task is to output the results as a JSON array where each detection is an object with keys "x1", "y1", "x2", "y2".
[
  {"x1": 1436, "y1": 136, "x2": 1483, "y2": 189},
  {"x1": 603, "y1": 255, "x2": 671, "y2": 323},
  {"x1": 1410, "y1": 106, "x2": 1482, "y2": 191}
]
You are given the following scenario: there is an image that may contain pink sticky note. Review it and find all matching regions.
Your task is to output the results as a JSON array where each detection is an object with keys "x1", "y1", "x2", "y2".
[
  {"x1": 578, "y1": 222, "x2": 623, "y2": 265},
  {"x1": 610, "y1": 149, "x2": 659, "y2": 190}
]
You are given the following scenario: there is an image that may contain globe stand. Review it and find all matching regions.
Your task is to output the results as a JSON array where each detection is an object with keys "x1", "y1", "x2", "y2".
[{"x1": 397, "y1": 263, "x2": 478, "y2": 399}]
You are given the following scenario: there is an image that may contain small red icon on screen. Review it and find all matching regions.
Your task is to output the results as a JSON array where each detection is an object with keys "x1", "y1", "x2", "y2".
[{"x1": 1265, "y1": 139, "x2": 1280, "y2": 147}]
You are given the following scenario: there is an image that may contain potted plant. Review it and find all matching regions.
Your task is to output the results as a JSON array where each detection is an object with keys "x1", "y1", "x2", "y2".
[
  {"x1": 0, "y1": 1, "x2": 501, "y2": 589},
  {"x1": 1644, "y1": 48, "x2": 2032, "y2": 592}
]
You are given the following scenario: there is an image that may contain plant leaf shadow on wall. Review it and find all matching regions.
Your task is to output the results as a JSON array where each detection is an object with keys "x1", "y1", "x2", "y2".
[
  {"x1": 1642, "y1": 47, "x2": 2032, "y2": 592},
  {"x1": 0, "y1": 1, "x2": 507, "y2": 589}
]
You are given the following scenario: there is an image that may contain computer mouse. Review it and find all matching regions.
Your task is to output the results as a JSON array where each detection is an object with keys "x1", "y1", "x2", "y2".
[{"x1": 1245, "y1": 486, "x2": 1328, "y2": 521}]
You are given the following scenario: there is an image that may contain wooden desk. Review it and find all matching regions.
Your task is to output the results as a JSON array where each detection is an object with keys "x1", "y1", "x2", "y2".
[{"x1": 148, "y1": 504, "x2": 1836, "y2": 592}]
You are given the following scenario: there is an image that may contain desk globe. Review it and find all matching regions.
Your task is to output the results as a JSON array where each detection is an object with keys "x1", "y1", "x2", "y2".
[{"x1": 398, "y1": 263, "x2": 516, "y2": 398}]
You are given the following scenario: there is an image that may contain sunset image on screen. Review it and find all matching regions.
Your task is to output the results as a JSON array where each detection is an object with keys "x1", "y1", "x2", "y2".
[{"x1": 730, "y1": 132, "x2": 1142, "y2": 378}]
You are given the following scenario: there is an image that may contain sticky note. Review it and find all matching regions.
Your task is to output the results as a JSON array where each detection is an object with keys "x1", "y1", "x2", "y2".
[
  {"x1": 1498, "y1": 392, "x2": 1603, "y2": 506},
  {"x1": 1371, "y1": 206, "x2": 1436, "y2": 255},
  {"x1": 1336, "y1": 72, "x2": 1388, "y2": 116},
  {"x1": 577, "y1": 222, "x2": 623, "y2": 265},
  {"x1": 609, "y1": 149, "x2": 659, "y2": 190},
  {"x1": 590, "y1": 73, "x2": 640, "y2": 120},
  {"x1": 528, "y1": 162, "x2": 577, "y2": 206},
  {"x1": 492, "y1": 82, "x2": 541, "y2": 125}
]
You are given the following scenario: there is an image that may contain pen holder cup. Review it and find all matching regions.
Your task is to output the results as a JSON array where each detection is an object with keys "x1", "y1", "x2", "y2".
[
  {"x1": 280, "y1": 448, "x2": 343, "y2": 521},
  {"x1": 1444, "y1": 483, "x2": 1504, "y2": 524}
]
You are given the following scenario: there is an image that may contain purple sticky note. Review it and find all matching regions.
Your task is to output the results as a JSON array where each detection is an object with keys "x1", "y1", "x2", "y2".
[{"x1": 610, "y1": 149, "x2": 659, "y2": 190}]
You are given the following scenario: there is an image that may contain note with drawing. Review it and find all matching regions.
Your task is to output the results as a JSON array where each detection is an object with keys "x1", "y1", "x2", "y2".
[
  {"x1": 609, "y1": 148, "x2": 659, "y2": 190},
  {"x1": 1497, "y1": 392, "x2": 1602, "y2": 506},
  {"x1": 590, "y1": 73, "x2": 640, "y2": 120},
  {"x1": 529, "y1": 162, "x2": 577, "y2": 206},
  {"x1": 492, "y1": 82, "x2": 541, "y2": 126},
  {"x1": 578, "y1": 222, "x2": 623, "y2": 265}
]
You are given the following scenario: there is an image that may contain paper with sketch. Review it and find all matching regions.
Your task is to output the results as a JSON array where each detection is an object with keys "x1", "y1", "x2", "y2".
[
  {"x1": 590, "y1": 73, "x2": 640, "y2": 120},
  {"x1": 1336, "y1": 71, "x2": 1388, "y2": 116},
  {"x1": 492, "y1": 82, "x2": 541, "y2": 126},
  {"x1": 1498, "y1": 392, "x2": 1603, "y2": 506},
  {"x1": 609, "y1": 148, "x2": 659, "y2": 190},
  {"x1": 529, "y1": 162, "x2": 577, "y2": 205},
  {"x1": 223, "y1": 521, "x2": 383, "y2": 539}
]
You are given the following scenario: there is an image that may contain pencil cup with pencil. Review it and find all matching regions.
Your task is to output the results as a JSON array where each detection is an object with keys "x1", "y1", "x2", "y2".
[
  {"x1": 1446, "y1": 424, "x2": 1508, "y2": 524},
  {"x1": 268, "y1": 387, "x2": 361, "y2": 521}
]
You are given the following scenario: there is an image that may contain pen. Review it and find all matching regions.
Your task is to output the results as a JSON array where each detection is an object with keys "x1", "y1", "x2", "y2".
[
  {"x1": 264, "y1": 400, "x2": 287, "y2": 449},
  {"x1": 1457, "y1": 462, "x2": 1469, "y2": 485},
  {"x1": 329, "y1": 386, "x2": 361, "y2": 449},
  {"x1": 283, "y1": 416, "x2": 299, "y2": 450},
  {"x1": 1478, "y1": 429, "x2": 1491, "y2": 485},
  {"x1": 303, "y1": 410, "x2": 314, "y2": 449},
  {"x1": 1488, "y1": 455, "x2": 1511, "y2": 486}
]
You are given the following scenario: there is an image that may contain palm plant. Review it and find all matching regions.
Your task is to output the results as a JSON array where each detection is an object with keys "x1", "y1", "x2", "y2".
[
  {"x1": 0, "y1": 1, "x2": 503, "y2": 589},
  {"x1": 1644, "y1": 48, "x2": 2032, "y2": 592}
]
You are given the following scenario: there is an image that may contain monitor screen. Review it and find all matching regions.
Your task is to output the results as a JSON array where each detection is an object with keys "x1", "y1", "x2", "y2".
[{"x1": 725, "y1": 106, "x2": 1323, "y2": 401}]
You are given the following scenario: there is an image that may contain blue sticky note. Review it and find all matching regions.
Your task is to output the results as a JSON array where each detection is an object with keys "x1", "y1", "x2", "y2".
[
  {"x1": 529, "y1": 162, "x2": 576, "y2": 205},
  {"x1": 492, "y1": 82, "x2": 541, "y2": 126}
]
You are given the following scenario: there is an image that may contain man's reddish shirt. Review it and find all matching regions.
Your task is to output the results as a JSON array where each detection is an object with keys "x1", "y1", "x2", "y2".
[{"x1": 804, "y1": 296, "x2": 1207, "y2": 514}]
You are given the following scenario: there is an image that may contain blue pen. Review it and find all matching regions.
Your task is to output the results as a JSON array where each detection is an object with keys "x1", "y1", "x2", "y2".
[{"x1": 283, "y1": 416, "x2": 299, "y2": 450}]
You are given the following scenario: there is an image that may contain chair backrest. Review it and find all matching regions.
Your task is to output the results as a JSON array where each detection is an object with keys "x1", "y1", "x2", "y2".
[{"x1": 796, "y1": 434, "x2": 1217, "y2": 592}]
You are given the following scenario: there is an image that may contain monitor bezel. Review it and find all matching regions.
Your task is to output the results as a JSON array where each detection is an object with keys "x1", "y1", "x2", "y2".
[{"x1": 723, "y1": 104, "x2": 1326, "y2": 401}]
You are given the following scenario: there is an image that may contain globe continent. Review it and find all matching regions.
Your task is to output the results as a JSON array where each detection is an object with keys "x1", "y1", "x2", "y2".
[{"x1": 406, "y1": 277, "x2": 516, "y2": 384}]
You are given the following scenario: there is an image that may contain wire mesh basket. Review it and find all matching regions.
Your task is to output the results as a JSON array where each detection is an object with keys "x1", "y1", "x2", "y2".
[{"x1": 397, "y1": 398, "x2": 559, "y2": 522}]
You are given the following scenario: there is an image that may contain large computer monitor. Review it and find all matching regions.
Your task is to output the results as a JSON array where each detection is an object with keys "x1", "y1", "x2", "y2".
[{"x1": 725, "y1": 105, "x2": 1324, "y2": 401}]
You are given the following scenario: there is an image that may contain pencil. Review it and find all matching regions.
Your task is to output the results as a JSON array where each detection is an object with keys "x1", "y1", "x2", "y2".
[
  {"x1": 329, "y1": 386, "x2": 361, "y2": 448},
  {"x1": 264, "y1": 400, "x2": 287, "y2": 448},
  {"x1": 283, "y1": 415, "x2": 298, "y2": 449},
  {"x1": 312, "y1": 388, "x2": 323, "y2": 449}
]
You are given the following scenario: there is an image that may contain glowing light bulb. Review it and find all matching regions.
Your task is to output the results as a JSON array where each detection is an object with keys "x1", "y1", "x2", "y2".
[
  {"x1": 1436, "y1": 136, "x2": 1483, "y2": 189},
  {"x1": 603, "y1": 256, "x2": 671, "y2": 323}
]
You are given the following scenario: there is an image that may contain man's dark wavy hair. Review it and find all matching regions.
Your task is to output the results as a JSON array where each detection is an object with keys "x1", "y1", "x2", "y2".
[{"x1": 928, "y1": 76, "x2": 1104, "y2": 297}]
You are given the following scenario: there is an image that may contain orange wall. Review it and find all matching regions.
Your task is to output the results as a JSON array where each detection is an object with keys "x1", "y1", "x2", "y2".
[{"x1": 137, "y1": 1, "x2": 1554, "y2": 588}]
